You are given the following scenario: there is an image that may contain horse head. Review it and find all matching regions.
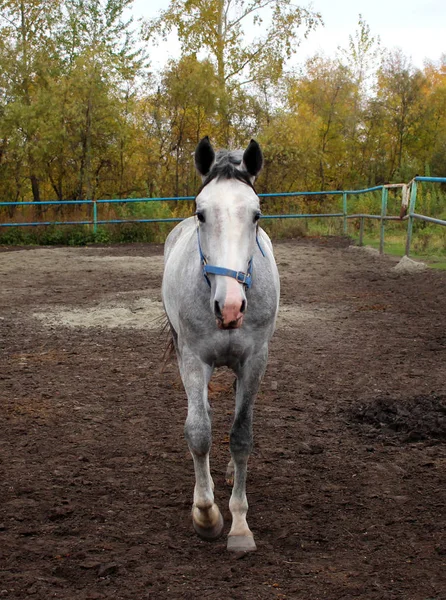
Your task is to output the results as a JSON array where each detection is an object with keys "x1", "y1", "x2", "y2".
[{"x1": 194, "y1": 137, "x2": 263, "y2": 330}]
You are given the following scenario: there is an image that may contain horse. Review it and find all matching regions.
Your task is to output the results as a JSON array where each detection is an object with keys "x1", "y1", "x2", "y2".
[{"x1": 162, "y1": 137, "x2": 280, "y2": 552}]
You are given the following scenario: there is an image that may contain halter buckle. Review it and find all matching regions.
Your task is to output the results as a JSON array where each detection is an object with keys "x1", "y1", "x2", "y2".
[{"x1": 235, "y1": 271, "x2": 249, "y2": 284}]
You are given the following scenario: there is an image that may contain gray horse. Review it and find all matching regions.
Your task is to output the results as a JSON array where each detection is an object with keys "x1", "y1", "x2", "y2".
[{"x1": 162, "y1": 137, "x2": 280, "y2": 552}]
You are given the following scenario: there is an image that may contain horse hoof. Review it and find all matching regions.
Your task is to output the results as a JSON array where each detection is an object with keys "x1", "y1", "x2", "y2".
[
  {"x1": 193, "y1": 511, "x2": 224, "y2": 541},
  {"x1": 227, "y1": 534, "x2": 257, "y2": 553}
]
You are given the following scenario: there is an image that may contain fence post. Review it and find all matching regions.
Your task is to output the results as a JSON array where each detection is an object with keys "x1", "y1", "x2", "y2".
[
  {"x1": 379, "y1": 186, "x2": 388, "y2": 255},
  {"x1": 405, "y1": 181, "x2": 418, "y2": 256},
  {"x1": 93, "y1": 200, "x2": 98, "y2": 235},
  {"x1": 342, "y1": 192, "x2": 348, "y2": 235},
  {"x1": 359, "y1": 217, "x2": 364, "y2": 246}
]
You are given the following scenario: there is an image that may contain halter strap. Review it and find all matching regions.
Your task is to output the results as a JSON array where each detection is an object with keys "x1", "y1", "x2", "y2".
[{"x1": 196, "y1": 225, "x2": 265, "y2": 289}]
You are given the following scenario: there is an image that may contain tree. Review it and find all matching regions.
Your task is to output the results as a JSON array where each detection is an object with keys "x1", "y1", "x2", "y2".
[
  {"x1": 284, "y1": 56, "x2": 356, "y2": 189},
  {"x1": 375, "y1": 50, "x2": 425, "y2": 180},
  {"x1": 144, "y1": 0, "x2": 321, "y2": 143},
  {"x1": 56, "y1": 0, "x2": 146, "y2": 200},
  {"x1": 339, "y1": 15, "x2": 381, "y2": 97},
  {"x1": 0, "y1": 0, "x2": 62, "y2": 203},
  {"x1": 417, "y1": 56, "x2": 446, "y2": 176},
  {"x1": 337, "y1": 15, "x2": 381, "y2": 184}
]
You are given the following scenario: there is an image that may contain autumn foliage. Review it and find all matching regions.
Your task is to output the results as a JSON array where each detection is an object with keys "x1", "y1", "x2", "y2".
[{"x1": 0, "y1": 1, "x2": 445, "y2": 218}]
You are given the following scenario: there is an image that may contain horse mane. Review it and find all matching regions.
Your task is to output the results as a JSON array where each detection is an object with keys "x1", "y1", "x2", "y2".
[{"x1": 198, "y1": 149, "x2": 255, "y2": 193}]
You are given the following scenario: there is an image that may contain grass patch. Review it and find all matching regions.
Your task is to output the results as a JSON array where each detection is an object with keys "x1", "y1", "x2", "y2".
[{"x1": 349, "y1": 231, "x2": 446, "y2": 270}]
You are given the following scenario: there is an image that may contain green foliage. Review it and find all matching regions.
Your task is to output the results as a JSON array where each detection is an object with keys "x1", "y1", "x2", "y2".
[
  {"x1": 144, "y1": 0, "x2": 322, "y2": 143},
  {"x1": 0, "y1": 223, "x2": 170, "y2": 245},
  {"x1": 144, "y1": 0, "x2": 322, "y2": 85},
  {"x1": 0, "y1": 3, "x2": 445, "y2": 247}
]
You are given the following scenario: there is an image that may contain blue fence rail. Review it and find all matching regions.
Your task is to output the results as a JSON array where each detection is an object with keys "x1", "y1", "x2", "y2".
[{"x1": 1, "y1": 177, "x2": 445, "y2": 256}]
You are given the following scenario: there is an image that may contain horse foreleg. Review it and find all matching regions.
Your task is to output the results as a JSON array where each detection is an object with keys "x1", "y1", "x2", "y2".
[
  {"x1": 225, "y1": 378, "x2": 238, "y2": 486},
  {"x1": 179, "y1": 350, "x2": 224, "y2": 541},
  {"x1": 227, "y1": 348, "x2": 268, "y2": 552}
]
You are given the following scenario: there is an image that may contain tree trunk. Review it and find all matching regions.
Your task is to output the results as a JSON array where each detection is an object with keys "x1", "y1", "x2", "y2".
[
  {"x1": 216, "y1": 0, "x2": 230, "y2": 145},
  {"x1": 30, "y1": 174, "x2": 40, "y2": 202},
  {"x1": 79, "y1": 90, "x2": 93, "y2": 200}
]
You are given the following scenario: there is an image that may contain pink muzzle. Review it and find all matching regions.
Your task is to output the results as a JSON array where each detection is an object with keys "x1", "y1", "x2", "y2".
[{"x1": 215, "y1": 278, "x2": 246, "y2": 329}]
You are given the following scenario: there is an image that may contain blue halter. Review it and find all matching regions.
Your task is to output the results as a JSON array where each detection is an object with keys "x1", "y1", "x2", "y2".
[{"x1": 196, "y1": 223, "x2": 266, "y2": 289}]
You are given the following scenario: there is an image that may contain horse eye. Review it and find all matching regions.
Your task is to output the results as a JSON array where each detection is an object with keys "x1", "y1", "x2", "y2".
[
  {"x1": 254, "y1": 211, "x2": 261, "y2": 223},
  {"x1": 196, "y1": 211, "x2": 205, "y2": 223}
]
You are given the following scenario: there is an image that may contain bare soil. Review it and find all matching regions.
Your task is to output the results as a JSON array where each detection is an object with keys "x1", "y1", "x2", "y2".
[{"x1": 0, "y1": 237, "x2": 445, "y2": 600}]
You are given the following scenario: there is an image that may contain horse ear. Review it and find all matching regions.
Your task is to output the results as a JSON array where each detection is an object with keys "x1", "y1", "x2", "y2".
[
  {"x1": 195, "y1": 136, "x2": 215, "y2": 178},
  {"x1": 242, "y1": 139, "x2": 263, "y2": 181}
]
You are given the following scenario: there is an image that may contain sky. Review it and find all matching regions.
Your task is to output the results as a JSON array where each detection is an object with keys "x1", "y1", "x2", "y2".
[{"x1": 130, "y1": 0, "x2": 446, "y2": 70}]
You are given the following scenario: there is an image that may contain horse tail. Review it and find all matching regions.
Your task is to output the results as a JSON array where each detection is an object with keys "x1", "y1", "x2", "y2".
[{"x1": 160, "y1": 315, "x2": 178, "y2": 373}]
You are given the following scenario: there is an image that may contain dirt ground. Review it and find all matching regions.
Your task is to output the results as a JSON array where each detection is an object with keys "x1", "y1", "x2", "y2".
[{"x1": 0, "y1": 237, "x2": 445, "y2": 600}]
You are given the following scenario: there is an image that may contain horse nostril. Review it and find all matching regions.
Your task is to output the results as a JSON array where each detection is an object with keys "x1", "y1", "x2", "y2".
[
  {"x1": 214, "y1": 300, "x2": 222, "y2": 319},
  {"x1": 240, "y1": 300, "x2": 246, "y2": 314}
]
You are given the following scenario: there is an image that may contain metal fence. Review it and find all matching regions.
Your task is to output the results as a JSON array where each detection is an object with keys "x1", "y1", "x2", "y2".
[{"x1": 1, "y1": 176, "x2": 445, "y2": 257}]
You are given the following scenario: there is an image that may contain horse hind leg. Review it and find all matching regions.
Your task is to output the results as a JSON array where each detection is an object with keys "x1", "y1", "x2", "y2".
[
  {"x1": 180, "y1": 350, "x2": 224, "y2": 541},
  {"x1": 227, "y1": 349, "x2": 268, "y2": 552},
  {"x1": 225, "y1": 458, "x2": 234, "y2": 486}
]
